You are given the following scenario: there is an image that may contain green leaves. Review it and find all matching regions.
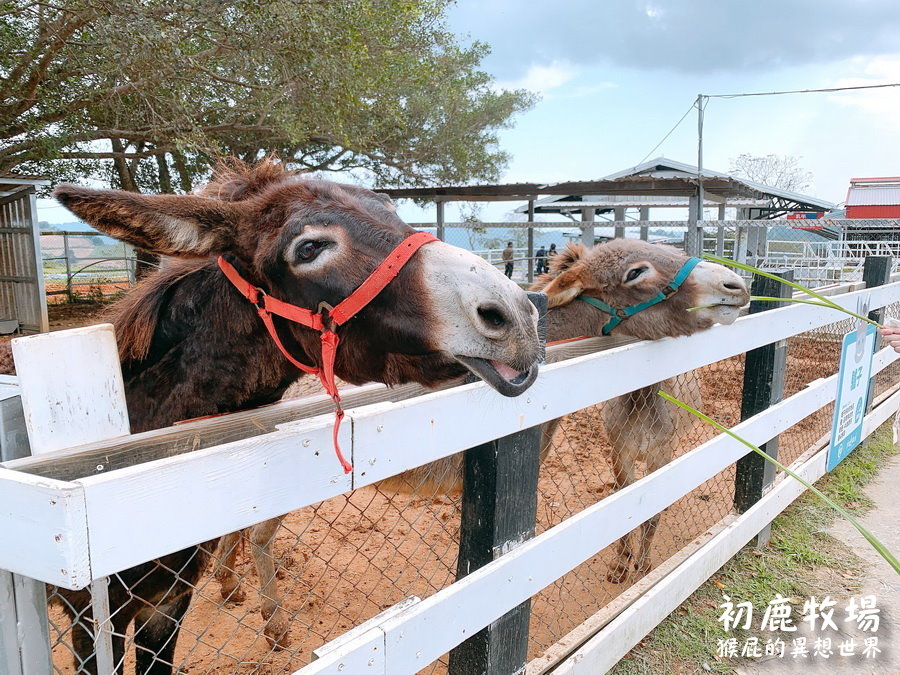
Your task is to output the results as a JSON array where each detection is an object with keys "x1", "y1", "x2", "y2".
[
  {"x1": 702, "y1": 255, "x2": 884, "y2": 329},
  {"x1": 658, "y1": 391, "x2": 900, "y2": 576},
  {"x1": 1, "y1": 0, "x2": 533, "y2": 192}
]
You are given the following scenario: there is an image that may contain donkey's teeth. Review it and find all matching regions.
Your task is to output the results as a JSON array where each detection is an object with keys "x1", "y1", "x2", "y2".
[{"x1": 489, "y1": 359, "x2": 524, "y2": 382}]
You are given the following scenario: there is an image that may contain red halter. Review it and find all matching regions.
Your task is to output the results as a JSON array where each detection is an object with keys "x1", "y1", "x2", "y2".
[{"x1": 218, "y1": 230, "x2": 438, "y2": 473}]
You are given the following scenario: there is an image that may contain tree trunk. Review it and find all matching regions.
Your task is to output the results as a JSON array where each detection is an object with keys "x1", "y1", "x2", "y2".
[
  {"x1": 156, "y1": 153, "x2": 173, "y2": 194},
  {"x1": 170, "y1": 150, "x2": 195, "y2": 194},
  {"x1": 110, "y1": 138, "x2": 138, "y2": 192},
  {"x1": 111, "y1": 138, "x2": 158, "y2": 278}
]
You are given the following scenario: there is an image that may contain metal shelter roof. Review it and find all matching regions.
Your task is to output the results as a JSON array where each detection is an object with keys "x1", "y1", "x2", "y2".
[
  {"x1": 378, "y1": 175, "x2": 759, "y2": 202},
  {"x1": 0, "y1": 175, "x2": 50, "y2": 198},
  {"x1": 846, "y1": 177, "x2": 900, "y2": 206},
  {"x1": 520, "y1": 158, "x2": 835, "y2": 216},
  {"x1": 376, "y1": 158, "x2": 835, "y2": 218}
]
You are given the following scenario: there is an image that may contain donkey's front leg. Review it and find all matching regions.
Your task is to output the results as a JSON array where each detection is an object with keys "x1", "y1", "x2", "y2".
[
  {"x1": 606, "y1": 439, "x2": 637, "y2": 584},
  {"x1": 213, "y1": 531, "x2": 246, "y2": 603},
  {"x1": 249, "y1": 516, "x2": 291, "y2": 649},
  {"x1": 133, "y1": 590, "x2": 192, "y2": 675},
  {"x1": 634, "y1": 513, "x2": 661, "y2": 577}
]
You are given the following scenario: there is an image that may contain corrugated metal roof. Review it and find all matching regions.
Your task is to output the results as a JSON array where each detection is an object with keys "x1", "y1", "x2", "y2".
[
  {"x1": 846, "y1": 184, "x2": 900, "y2": 206},
  {"x1": 525, "y1": 157, "x2": 835, "y2": 214}
]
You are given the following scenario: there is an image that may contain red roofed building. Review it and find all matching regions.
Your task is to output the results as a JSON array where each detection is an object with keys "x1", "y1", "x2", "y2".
[{"x1": 846, "y1": 177, "x2": 900, "y2": 218}]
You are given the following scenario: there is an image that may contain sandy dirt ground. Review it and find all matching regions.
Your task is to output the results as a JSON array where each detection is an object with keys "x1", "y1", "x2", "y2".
[{"x1": 35, "y1": 303, "x2": 850, "y2": 674}]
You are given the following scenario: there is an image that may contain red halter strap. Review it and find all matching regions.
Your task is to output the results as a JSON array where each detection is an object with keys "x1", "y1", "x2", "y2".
[{"x1": 217, "y1": 230, "x2": 438, "y2": 473}]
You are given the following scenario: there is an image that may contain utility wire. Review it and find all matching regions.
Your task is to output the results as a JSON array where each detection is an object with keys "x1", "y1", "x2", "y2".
[
  {"x1": 637, "y1": 102, "x2": 695, "y2": 165},
  {"x1": 704, "y1": 82, "x2": 900, "y2": 99}
]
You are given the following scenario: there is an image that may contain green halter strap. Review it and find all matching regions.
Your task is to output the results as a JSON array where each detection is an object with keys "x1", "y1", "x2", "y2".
[{"x1": 578, "y1": 257, "x2": 702, "y2": 336}]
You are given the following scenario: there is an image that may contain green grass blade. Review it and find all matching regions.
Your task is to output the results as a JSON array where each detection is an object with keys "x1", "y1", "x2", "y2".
[
  {"x1": 704, "y1": 254, "x2": 884, "y2": 329},
  {"x1": 748, "y1": 296, "x2": 883, "y2": 328},
  {"x1": 704, "y1": 254, "x2": 845, "y2": 309},
  {"x1": 658, "y1": 390, "x2": 900, "y2": 575},
  {"x1": 687, "y1": 296, "x2": 882, "y2": 328}
]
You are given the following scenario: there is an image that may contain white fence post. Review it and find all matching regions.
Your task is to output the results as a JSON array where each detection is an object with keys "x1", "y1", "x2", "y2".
[
  {"x1": 0, "y1": 385, "x2": 50, "y2": 675},
  {"x1": 12, "y1": 322, "x2": 132, "y2": 673},
  {"x1": 0, "y1": 571, "x2": 22, "y2": 675},
  {"x1": 13, "y1": 323, "x2": 130, "y2": 453}
]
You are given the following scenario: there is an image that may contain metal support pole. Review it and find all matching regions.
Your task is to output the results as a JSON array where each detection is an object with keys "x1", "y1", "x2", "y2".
[
  {"x1": 734, "y1": 270, "x2": 792, "y2": 546},
  {"x1": 435, "y1": 200, "x2": 446, "y2": 242},
  {"x1": 864, "y1": 256, "x2": 892, "y2": 412},
  {"x1": 639, "y1": 207, "x2": 649, "y2": 241},
  {"x1": 716, "y1": 204, "x2": 726, "y2": 257},
  {"x1": 614, "y1": 207, "x2": 625, "y2": 240},
  {"x1": 686, "y1": 196, "x2": 702, "y2": 256},
  {"x1": 527, "y1": 199, "x2": 535, "y2": 284},
  {"x1": 580, "y1": 207, "x2": 594, "y2": 247},
  {"x1": 688, "y1": 93, "x2": 705, "y2": 258},
  {"x1": 63, "y1": 232, "x2": 73, "y2": 302},
  {"x1": 90, "y1": 577, "x2": 116, "y2": 673},
  {"x1": 449, "y1": 293, "x2": 546, "y2": 675}
]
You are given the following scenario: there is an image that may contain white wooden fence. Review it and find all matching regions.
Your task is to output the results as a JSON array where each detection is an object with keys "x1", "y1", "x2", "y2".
[{"x1": 1, "y1": 279, "x2": 899, "y2": 673}]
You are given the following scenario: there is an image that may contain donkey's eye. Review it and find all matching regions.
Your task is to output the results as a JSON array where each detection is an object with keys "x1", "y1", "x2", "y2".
[
  {"x1": 295, "y1": 240, "x2": 328, "y2": 263},
  {"x1": 625, "y1": 267, "x2": 646, "y2": 283}
]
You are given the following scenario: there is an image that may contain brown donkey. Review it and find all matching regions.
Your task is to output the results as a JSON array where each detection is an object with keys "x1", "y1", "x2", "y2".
[
  {"x1": 29, "y1": 158, "x2": 541, "y2": 674},
  {"x1": 380, "y1": 239, "x2": 748, "y2": 582},
  {"x1": 535, "y1": 240, "x2": 747, "y2": 581}
]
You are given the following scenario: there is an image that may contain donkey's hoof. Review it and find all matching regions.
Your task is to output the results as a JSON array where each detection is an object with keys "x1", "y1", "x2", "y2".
[
  {"x1": 265, "y1": 619, "x2": 291, "y2": 650},
  {"x1": 606, "y1": 564, "x2": 630, "y2": 584},
  {"x1": 218, "y1": 583, "x2": 246, "y2": 604},
  {"x1": 634, "y1": 559, "x2": 654, "y2": 577}
]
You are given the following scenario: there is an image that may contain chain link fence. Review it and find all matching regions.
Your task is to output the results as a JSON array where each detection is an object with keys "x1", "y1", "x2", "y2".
[
  {"x1": 37, "y1": 220, "x2": 900, "y2": 305},
  {"x1": 414, "y1": 220, "x2": 900, "y2": 289},
  {"x1": 35, "y1": 290, "x2": 899, "y2": 674},
  {"x1": 40, "y1": 231, "x2": 136, "y2": 304}
]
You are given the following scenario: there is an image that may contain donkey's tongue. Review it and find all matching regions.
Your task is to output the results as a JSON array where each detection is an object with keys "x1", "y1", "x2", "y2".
[{"x1": 489, "y1": 359, "x2": 524, "y2": 382}]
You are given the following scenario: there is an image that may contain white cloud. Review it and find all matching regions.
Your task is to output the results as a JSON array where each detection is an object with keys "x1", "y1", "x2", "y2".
[
  {"x1": 831, "y1": 56, "x2": 900, "y2": 133},
  {"x1": 570, "y1": 82, "x2": 618, "y2": 98},
  {"x1": 495, "y1": 61, "x2": 577, "y2": 95},
  {"x1": 645, "y1": 3, "x2": 663, "y2": 19}
]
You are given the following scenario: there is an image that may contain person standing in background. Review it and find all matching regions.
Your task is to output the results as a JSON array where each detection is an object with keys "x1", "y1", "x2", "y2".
[
  {"x1": 547, "y1": 242, "x2": 558, "y2": 269},
  {"x1": 502, "y1": 241, "x2": 514, "y2": 278},
  {"x1": 535, "y1": 245, "x2": 547, "y2": 275}
]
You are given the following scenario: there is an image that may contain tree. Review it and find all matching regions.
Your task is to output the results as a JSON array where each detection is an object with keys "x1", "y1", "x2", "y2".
[
  {"x1": 0, "y1": 1, "x2": 534, "y2": 194},
  {"x1": 728, "y1": 154, "x2": 813, "y2": 193}
]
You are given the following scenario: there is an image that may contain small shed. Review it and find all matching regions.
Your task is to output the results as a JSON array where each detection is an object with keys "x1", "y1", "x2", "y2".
[
  {"x1": 846, "y1": 177, "x2": 900, "y2": 219},
  {"x1": 0, "y1": 176, "x2": 49, "y2": 333}
]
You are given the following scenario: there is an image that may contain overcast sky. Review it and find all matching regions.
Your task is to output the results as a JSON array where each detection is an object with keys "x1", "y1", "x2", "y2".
[{"x1": 39, "y1": 0, "x2": 900, "y2": 224}]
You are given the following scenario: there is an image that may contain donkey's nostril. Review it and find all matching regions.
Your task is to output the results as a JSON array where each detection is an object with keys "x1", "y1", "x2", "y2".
[
  {"x1": 723, "y1": 281, "x2": 743, "y2": 291},
  {"x1": 477, "y1": 304, "x2": 508, "y2": 330}
]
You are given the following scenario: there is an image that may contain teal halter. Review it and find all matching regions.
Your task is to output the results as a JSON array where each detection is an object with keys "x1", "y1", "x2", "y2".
[{"x1": 578, "y1": 257, "x2": 702, "y2": 336}]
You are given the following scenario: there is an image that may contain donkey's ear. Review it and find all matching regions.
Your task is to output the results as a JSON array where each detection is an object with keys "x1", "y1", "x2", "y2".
[
  {"x1": 54, "y1": 185, "x2": 244, "y2": 259},
  {"x1": 549, "y1": 242, "x2": 587, "y2": 274},
  {"x1": 541, "y1": 265, "x2": 591, "y2": 308}
]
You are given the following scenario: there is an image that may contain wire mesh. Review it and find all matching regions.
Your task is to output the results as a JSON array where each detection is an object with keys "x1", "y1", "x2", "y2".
[
  {"x1": 40, "y1": 231, "x2": 136, "y2": 303},
  {"x1": 420, "y1": 220, "x2": 900, "y2": 290},
  {"x1": 35, "y1": 282, "x2": 900, "y2": 674}
]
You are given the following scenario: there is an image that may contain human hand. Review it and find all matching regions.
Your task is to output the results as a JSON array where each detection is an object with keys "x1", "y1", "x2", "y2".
[{"x1": 878, "y1": 318, "x2": 900, "y2": 353}]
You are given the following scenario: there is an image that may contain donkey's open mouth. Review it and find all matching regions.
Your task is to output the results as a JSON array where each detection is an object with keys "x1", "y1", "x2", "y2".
[{"x1": 454, "y1": 355, "x2": 539, "y2": 397}]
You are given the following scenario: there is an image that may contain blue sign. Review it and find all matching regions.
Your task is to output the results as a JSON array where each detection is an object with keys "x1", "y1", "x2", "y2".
[{"x1": 827, "y1": 324, "x2": 877, "y2": 471}]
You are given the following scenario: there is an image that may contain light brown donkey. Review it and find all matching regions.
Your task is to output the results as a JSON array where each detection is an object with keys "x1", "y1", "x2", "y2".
[{"x1": 379, "y1": 239, "x2": 748, "y2": 583}]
